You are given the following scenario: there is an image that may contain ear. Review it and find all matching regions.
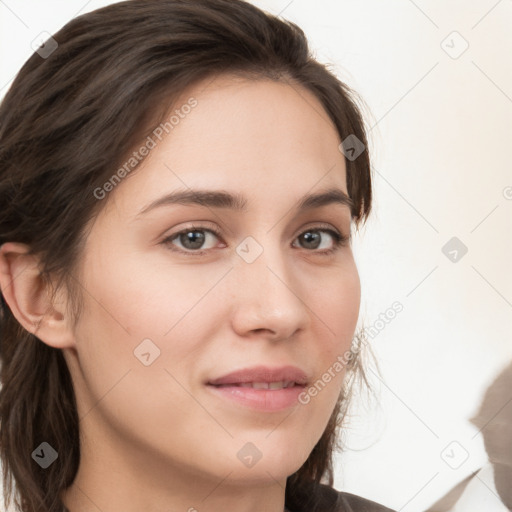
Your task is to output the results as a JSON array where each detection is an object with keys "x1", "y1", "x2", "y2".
[{"x1": 0, "y1": 241, "x2": 76, "y2": 349}]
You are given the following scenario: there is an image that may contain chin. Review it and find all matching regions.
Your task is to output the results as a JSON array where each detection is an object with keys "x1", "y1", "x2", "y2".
[
  {"x1": 223, "y1": 441, "x2": 312, "y2": 485},
  {"x1": 225, "y1": 461, "x2": 304, "y2": 487}
]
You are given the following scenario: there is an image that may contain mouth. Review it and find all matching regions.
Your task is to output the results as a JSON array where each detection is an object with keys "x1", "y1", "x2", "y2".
[
  {"x1": 206, "y1": 364, "x2": 309, "y2": 387},
  {"x1": 205, "y1": 365, "x2": 309, "y2": 412},
  {"x1": 209, "y1": 380, "x2": 303, "y2": 390}
]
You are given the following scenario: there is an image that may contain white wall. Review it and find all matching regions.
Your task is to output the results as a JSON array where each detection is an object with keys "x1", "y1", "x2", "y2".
[{"x1": 1, "y1": 1, "x2": 511, "y2": 511}]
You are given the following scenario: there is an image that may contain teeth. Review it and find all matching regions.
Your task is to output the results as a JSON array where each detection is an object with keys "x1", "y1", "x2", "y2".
[
  {"x1": 235, "y1": 381, "x2": 295, "y2": 389},
  {"x1": 253, "y1": 382, "x2": 270, "y2": 389}
]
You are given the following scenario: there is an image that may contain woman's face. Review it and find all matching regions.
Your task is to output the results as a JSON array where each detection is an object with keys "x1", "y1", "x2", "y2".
[{"x1": 63, "y1": 75, "x2": 361, "y2": 491}]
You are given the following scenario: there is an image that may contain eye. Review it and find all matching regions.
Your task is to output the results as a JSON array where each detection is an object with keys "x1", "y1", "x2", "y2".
[
  {"x1": 162, "y1": 225, "x2": 224, "y2": 253},
  {"x1": 161, "y1": 224, "x2": 349, "y2": 256},
  {"x1": 293, "y1": 227, "x2": 349, "y2": 255}
]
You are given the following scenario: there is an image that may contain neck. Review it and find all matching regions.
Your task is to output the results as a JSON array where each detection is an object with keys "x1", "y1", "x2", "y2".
[{"x1": 60, "y1": 426, "x2": 289, "y2": 512}]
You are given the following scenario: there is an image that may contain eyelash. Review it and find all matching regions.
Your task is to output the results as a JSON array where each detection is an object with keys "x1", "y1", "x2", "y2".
[{"x1": 161, "y1": 223, "x2": 349, "y2": 257}]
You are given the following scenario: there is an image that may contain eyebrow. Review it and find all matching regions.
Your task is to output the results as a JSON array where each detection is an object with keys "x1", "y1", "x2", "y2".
[{"x1": 136, "y1": 187, "x2": 354, "y2": 217}]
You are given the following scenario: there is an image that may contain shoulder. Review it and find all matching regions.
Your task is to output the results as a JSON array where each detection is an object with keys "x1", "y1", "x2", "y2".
[
  {"x1": 287, "y1": 481, "x2": 396, "y2": 512},
  {"x1": 336, "y1": 490, "x2": 396, "y2": 512}
]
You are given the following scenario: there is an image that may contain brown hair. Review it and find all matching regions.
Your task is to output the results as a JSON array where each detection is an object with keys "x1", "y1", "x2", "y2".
[{"x1": 0, "y1": 1, "x2": 373, "y2": 510}]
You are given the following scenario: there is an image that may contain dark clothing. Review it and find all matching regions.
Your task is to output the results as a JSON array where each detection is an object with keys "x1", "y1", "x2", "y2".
[
  {"x1": 286, "y1": 481, "x2": 395, "y2": 512},
  {"x1": 60, "y1": 481, "x2": 394, "y2": 512}
]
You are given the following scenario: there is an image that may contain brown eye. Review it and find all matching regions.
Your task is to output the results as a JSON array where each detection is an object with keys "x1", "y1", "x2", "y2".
[
  {"x1": 294, "y1": 228, "x2": 348, "y2": 254},
  {"x1": 162, "y1": 226, "x2": 223, "y2": 254},
  {"x1": 161, "y1": 224, "x2": 349, "y2": 256},
  {"x1": 176, "y1": 230, "x2": 207, "y2": 250}
]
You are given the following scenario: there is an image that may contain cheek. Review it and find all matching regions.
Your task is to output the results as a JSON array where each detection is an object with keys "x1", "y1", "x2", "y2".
[
  {"x1": 80, "y1": 249, "x2": 227, "y2": 344},
  {"x1": 296, "y1": 263, "x2": 360, "y2": 414},
  {"x1": 72, "y1": 250, "x2": 232, "y2": 422},
  {"x1": 70, "y1": 258, "x2": 221, "y2": 452},
  {"x1": 316, "y1": 262, "x2": 361, "y2": 352}
]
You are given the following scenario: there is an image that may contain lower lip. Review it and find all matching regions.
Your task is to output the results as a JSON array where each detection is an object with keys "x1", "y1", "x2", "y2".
[{"x1": 206, "y1": 384, "x2": 306, "y2": 412}]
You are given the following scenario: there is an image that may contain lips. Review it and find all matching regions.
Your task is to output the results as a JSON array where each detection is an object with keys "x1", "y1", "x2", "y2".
[
  {"x1": 207, "y1": 365, "x2": 309, "y2": 388},
  {"x1": 206, "y1": 365, "x2": 310, "y2": 412},
  {"x1": 216, "y1": 381, "x2": 297, "y2": 389}
]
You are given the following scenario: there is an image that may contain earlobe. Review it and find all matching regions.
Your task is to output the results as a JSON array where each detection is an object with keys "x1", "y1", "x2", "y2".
[{"x1": 0, "y1": 241, "x2": 75, "y2": 349}]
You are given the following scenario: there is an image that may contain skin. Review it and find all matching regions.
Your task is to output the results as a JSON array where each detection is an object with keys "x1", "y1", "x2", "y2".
[{"x1": 0, "y1": 74, "x2": 361, "y2": 512}]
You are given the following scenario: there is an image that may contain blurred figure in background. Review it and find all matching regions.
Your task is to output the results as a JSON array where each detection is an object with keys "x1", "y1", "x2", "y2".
[{"x1": 427, "y1": 362, "x2": 512, "y2": 511}]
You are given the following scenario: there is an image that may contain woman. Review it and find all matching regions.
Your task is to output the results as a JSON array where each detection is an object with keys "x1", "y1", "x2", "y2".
[{"x1": 0, "y1": 1, "x2": 394, "y2": 511}]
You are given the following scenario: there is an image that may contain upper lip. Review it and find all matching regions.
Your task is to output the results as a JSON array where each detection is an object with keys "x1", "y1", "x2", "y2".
[{"x1": 207, "y1": 365, "x2": 309, "y2": 386}]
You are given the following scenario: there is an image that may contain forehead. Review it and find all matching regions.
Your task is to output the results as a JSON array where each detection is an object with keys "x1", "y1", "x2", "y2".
[
  {"x1": 168, "y1": 73, "x2": 343, "y2": 165},
  {"x1": 102, "y1": 74, "x2": 348, "y2": 217}
]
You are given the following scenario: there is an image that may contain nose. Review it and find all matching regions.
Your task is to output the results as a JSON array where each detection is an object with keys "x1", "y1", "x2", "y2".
[{"x1": 229, "y1": 242, "x2": 311, "y2": 341}]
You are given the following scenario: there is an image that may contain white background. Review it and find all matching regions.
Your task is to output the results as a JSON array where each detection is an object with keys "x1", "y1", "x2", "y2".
[{"x1": 1, "y1": 1, "x2": 511, "y2": 511}]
